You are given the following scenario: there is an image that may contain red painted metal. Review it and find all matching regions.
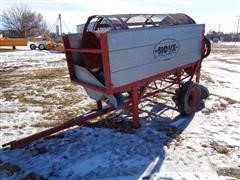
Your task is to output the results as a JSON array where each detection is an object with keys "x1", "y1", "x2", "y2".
[
  {"x1": 188, "y1": 87, "x2": 201, "y2": 108},
  {"x1": 64, "y1": 30, "x2": 202, "y2": 95},
  {"x1": 65, "y1": 48, "x2": 102, "y2": 54},
  {"x1": 2, "y1": 62, "x2": 203, "y2": 149},
  {"x1": 2, "y1": 16, "x2": 208, "y2": 149},
  {"x1": 112, "y1": 61, "x2": 199, "y2": 93},
  {"x1": 62, "y1": 35, "x2": 76, "y2": 80},
  {"x1": 132, "y1": 86, "x2": 140, "y2": 128}
]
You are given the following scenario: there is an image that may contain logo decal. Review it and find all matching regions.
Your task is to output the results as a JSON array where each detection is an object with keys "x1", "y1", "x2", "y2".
[{"x1": 153, "y1": 39, "x2": 180, "y2": 60}]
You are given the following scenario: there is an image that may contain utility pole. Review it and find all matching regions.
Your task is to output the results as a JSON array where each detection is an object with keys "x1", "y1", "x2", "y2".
[
  {"x1": 236, "y1": 16, "x2": 240, "y2": 43},
  {"x1": 58, "y1": 13, "x2": 62, "y2": 35},
  {"x1": 237, "y1": 16, "x2": 240, "y2": 34}
]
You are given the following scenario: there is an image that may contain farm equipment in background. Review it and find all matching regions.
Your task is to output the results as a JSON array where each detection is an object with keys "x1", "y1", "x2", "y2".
[
  {"x1": 29, "y1": 14, "x2": 67, "y2": 52},
  {"x1": 29, "y1": 32, "x2": 64, "y2": 52},
  {"x1": 0, "y1": 34, "x2": 28, "y2": 49},
  {"x1": 3, "y1": 13, "x2": 211, "y2": 149}
]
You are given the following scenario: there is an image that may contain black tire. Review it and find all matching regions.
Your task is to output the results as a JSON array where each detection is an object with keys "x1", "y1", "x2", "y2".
[
  {"x1": 202, "y1": 37, "x2": 211, "y2": 58},
  {"x1": 29, "y1": 43, "x2": 37, "y2": 50},
  {"x1": 199, "y1": 84, "x2": 209, "y2": 99},
  {"x1": 177, "y1": 81, "x2": 201, "y2": 115},
  {"x1": 38, "y1": 44, "x2": 45, "y2": 50}
]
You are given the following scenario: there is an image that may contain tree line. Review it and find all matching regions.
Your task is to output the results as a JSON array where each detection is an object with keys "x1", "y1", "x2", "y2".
[
  {"x1": 1, "y1": 5, "x2": 48, "y2": 38},
  {"x1": 206, "y1": 31, "x2": 240, "y2": 42}
]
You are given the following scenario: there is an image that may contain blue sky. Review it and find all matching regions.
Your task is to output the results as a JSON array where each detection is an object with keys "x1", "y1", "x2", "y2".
[{"x1": 1, "y1": 0, "x2": 240, "y2": 33}]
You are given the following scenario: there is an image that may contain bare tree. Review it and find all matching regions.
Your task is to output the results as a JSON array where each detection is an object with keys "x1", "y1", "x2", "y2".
[{"x1": 2, "y1": 5, "x2": 48, "y2": 38}]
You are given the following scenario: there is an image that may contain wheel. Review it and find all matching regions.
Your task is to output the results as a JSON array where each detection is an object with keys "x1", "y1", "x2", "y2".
[
  {"x1": 202, "y1": 37, "x2": 211, "y2": 58},
  {"x1": 29, "y1": 43, "x2": 37, "y2": 50},
  {"x1": 38, "y1": 44, "x2": 45, "y2": 50},
  {"x1": 199, "y1": 84, "x2": 209, "y2": 99},
  {"x1": 177, "y1": 81, "x2": 201, "y2": 115}
]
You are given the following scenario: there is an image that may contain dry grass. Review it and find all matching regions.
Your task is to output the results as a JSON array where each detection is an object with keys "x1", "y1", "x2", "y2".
[
  {"x1": 86, "y1": 113, "x2": 135, "y2": 133},
  {"x1": 221, "y1": 96, "x2": 239, "y2": 105},
  {"x1": 210, "y1": 141, "x2": 229, "y2": 154},
  {"x1": 201, "y1": 108, "x2": 214, "y2": 115},
  {"x1": 0, "y1": 76, "x2": 13, "y2": 88},
  {"x1": 12, "y1": 125, "x2": 26, "y2": 129},
  {"x1": 200, "y1": 73, "x2": 215, "y2": 84},
  {"x1": 211, "y1": 44, "x2": 240, "y2": 54},
  {"x1": 0, "y1": 66, "x2": 97, "y2": 127},
  {"x1": 32, "y1": 68, "x2": 68, "y2": 79},
  {"x1": 0, "y1": 162, "x2": 21, "y2": 176},
  {"x1": 202, "y1": 94, "x2": 239, "y2": 115},
  {"x1": 31, "y1": 121, "x2": 63, "y2": 128},
  {"x1": 217, "y1": 168, "x2": 240, "y2": 179},
  {"x1": 1, "y1": 44, "x2": 239, "y2": 131}
]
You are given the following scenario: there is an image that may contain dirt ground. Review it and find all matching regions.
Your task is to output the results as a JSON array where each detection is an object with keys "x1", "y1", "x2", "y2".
[{"x1": 0, "y1": 44, "x2": 240, "y2": 179}]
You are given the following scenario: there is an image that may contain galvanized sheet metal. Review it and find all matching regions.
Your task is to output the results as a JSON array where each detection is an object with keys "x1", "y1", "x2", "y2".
[{"x1": 107, "y1": 24, "x2": 204, "y2": 87}]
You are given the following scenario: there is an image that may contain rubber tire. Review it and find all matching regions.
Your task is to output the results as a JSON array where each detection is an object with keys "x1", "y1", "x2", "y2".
[
  {"x1": 199, "y1": 84, "x2": 209, "y2": 99},
  {"x1": 29, "y1": 43, "x2": 37, "y2": 50},
  {"x1": 177, "y1": 81, "x2": 201, "y2": 115},
  {"x1": 38, "y1": 44, "x2": 45, "y2": 50},
  {"x1": 203, "y1": 37, "x2": 211, "y2": 58}
]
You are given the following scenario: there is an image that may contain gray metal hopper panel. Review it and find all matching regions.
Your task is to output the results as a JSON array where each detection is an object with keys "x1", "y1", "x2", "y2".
[
  {"x1": 108, "y1": 24, "x2": 204, "y2": 87},
  {"x1": 68, "y1": 33, "x2": 84, "y2": 66}
]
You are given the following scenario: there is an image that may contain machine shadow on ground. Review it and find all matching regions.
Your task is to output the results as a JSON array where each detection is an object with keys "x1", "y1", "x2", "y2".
[{"x1": 0, "y1": 98, "x2": 195, "y2": 179}]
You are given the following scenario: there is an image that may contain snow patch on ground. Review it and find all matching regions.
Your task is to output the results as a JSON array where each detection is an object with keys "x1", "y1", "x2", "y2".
[{"x1": 0, "y1": 45, "x2": 240, "y2": 179}]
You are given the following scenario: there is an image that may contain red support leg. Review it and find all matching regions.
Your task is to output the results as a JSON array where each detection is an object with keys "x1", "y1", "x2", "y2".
[
  {"x1": 175, "y1": 70, "x2": 181, "y2": 88},
  {"x1": 196, "y1": 66, "x2": 201, "y2": 83},
  {"x1": 132, "y1": 86, "x2": 140, "y2": 128}
]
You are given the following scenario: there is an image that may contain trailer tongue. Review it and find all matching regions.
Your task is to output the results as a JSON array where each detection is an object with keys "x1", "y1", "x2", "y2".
[{"x1": 3, "y1": 13, "x2": 211, "y2": 149}]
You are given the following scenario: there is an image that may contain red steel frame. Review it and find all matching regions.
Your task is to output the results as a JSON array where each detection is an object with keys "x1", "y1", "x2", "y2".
[{"x1": 2, "y1": 30, "x2": 206, "y2": 149}]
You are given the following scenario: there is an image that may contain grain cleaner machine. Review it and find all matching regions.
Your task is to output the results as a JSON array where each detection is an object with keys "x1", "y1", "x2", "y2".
[{"x1": 3, "y1": 14, "x2": 211, "y2": 149}]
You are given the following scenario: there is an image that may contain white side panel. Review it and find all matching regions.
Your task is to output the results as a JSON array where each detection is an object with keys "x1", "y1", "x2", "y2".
[{"x1": 107, "y1": 24, "x2": 204, "y2": 87}]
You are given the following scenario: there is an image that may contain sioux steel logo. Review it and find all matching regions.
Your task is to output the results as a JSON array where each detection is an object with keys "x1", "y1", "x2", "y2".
[{"x1": 153, "y1": 39, "x2": 180, "y2": 60}]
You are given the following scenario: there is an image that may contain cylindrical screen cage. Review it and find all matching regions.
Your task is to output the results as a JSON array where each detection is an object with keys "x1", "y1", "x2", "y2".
[{"x1": 83, "y1": 13, "x2": 196, "y2": 32}]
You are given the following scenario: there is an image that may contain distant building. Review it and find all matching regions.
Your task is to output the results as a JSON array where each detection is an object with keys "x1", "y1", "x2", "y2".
[
  {"x1": 0, "y1": 29, "x2": 19, "y2": 38},
  {"x1": 206, "y1": 31, "x2": 224, "y2": 42}
]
